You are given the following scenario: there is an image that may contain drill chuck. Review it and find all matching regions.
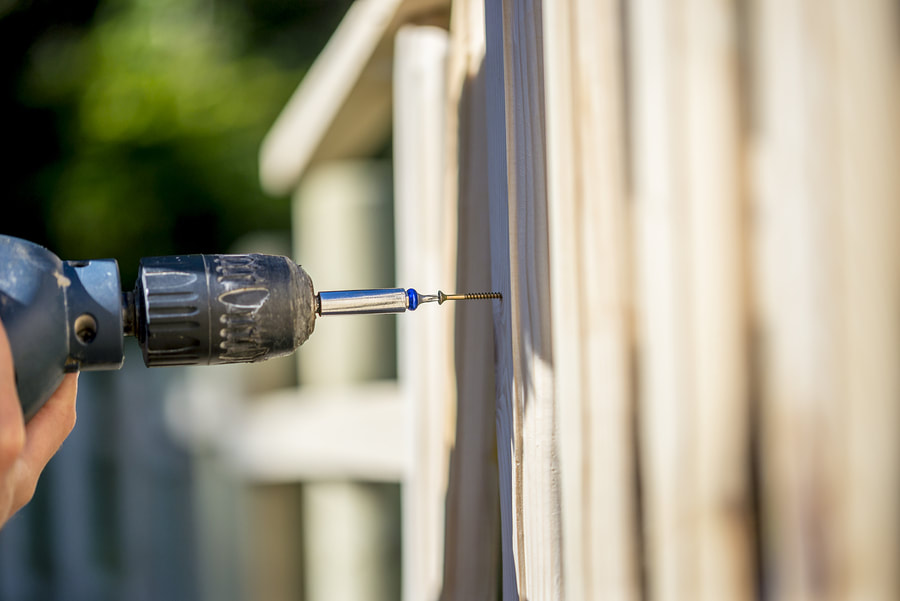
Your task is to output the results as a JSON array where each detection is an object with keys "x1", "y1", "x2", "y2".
[{"x1": 133, "y1": 254, "x2": 316, "y2": 367}]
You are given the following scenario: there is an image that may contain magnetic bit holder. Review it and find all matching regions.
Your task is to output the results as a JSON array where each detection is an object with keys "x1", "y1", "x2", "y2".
[{"x1": 316, "y1": 288, "x2": 501, "y2": 316}]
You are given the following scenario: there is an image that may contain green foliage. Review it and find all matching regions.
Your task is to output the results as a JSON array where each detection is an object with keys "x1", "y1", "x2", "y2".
[{"x1": 17, "y1": 0, "x2": 337, "y2": 280}]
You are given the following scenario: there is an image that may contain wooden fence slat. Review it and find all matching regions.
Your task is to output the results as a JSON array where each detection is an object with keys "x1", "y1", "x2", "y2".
[
  {"x1": 683, "y1": 0, "x2": 755, "y2": 598},
  {"x1": 484, "y1": 0, "x2": 561, "y2": 598},
  {"x1": 393, "y1": 25, "x2": 454, "y2": 601},
  {"x1": 439, "y1": 1, "x2": 499, "y2": 599},
  {"x1": 750, "y1": 2, "x2": 846, "y2": 599},
  {"x1": 477, "y1": 2, "x2": 900, "y2": 599},
  {"x1": 496, "y1": 0, "x2": 561, "y2": 593},
  {"x1": 483, "y1": 0, "x2": 519, "y2": 595},
  {"x1": 292, "y1": 160, "x2": 398, "y2": 601},
  {"x1": 543, "y1": 0, "x2": 639, "y2": 598},
  {"x1": 629, "y1": 0, "x2": 698, "y2": 598},
  {"x1": 831, "y1": 1, "x2": 900, "y2": 597}
]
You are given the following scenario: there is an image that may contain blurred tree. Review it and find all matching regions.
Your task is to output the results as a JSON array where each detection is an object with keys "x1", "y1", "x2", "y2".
[
  {"x1": 0, "y1": 0, "x2": 99, "y2": 249},
  {"x1": 2, "y1": 0, "x2": 351, "y2": 281}
]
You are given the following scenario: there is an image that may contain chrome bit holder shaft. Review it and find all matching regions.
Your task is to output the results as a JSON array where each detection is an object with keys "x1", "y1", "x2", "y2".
[{"x1": 315, "y1": 288, "x2": 501, "y2": 316}]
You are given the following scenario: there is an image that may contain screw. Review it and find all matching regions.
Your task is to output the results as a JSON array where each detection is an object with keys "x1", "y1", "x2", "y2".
[{"x1": 437, "y1": 291, "x2": 502, "y2": 305}]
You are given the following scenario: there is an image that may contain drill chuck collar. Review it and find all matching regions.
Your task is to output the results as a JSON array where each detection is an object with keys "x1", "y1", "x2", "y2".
[{"x1": 0, "y1": 235, "x2": 317, "y2": 420}]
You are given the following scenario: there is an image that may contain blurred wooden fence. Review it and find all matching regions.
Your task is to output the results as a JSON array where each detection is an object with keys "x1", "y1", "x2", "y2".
[
  {"x1": 259, "y1": 0, "x2": 899, "y2": 599},
  {"x1": 444, "y1": 0, "x2": 900, "y2": 599}
]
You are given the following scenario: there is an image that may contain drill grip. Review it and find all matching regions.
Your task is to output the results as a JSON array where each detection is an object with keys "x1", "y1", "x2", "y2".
[{"x1": 0, "y1": 235, "x2": 124, "y2": 420}]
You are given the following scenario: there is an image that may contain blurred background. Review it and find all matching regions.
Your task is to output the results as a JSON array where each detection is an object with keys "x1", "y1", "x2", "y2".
[
  {"x1": 4, "y1": 1, "x2": 897, "y2": 600},
  {"x1": 0, "y1": 0, "x2": 349, "y2": 279},
  {"x1": 0, "y1": 2, "x2": 411, "y2": 601}
]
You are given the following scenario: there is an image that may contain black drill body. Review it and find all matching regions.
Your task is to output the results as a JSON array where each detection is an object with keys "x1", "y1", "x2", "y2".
[{"x1": 0, "y1": 235, "x2": 317, "y2": 420}]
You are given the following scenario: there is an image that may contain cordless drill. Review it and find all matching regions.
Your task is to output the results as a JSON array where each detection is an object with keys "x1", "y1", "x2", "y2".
[{"x1": 0, "y1": 235, "x2": 499, "y2": 420}]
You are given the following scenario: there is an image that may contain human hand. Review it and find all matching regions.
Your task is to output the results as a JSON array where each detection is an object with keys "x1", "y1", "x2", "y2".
[{"x1": 0, "y1": 318, "x2": 78, "y2": 529}]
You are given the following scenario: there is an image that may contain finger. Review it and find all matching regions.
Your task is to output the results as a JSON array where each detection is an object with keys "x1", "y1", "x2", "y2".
[
  {"x1": 20, "y1": 373, "x2": 78, "y2": 476},
  {"x1": 0, "y1": 319, "x2": 25, "y2": 473}
]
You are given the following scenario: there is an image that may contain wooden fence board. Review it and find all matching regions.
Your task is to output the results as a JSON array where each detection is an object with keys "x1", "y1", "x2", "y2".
[
  {"x1": 484, "y1": 0, "x2": 561, "y2": 598},
  {"x1": 683, "y1": 0, "x2": 755, "y2": 598},
  {"x1": 440, "y1": 1, "x2": 499, "y2": 599},
  {"x1": 394, "y1": 25, "x2": 454, "y2": 601},
  {"x1": 629, "y1": 1, "x2": 698, "y2": 598},
  {"x1": 483, "y1": 0, "x2": 519, "y2": 595},
  {"x1": 750, "y1": 2, "x2": 846, "y2": 598},
  {"x1": 830, "y1": 1, "x2": 900, "y2": 597},
  {"x1": 543, "y1": 0, "x2": 639, "y2": 598}
]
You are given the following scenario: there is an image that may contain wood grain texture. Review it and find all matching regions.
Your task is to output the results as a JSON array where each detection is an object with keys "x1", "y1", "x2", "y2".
[
  {"x1": 830, "y1": 4, "x2": 900, "y2": 596},
  {"x1": 630, "y1": 1, "x2": 758, "y2": 598},
  {"x1": 484, "y1": 1, "x2": 560, "y2": 599},
  {"x1": 750, "y1": 2, "x2": 846, "y2": 598},
  {"x1": 682, "y1": 0, "x2": 755, "y2": 598},
  {"x1": 752, "y1": 1, "x2": 900, "y2": 598},
  {"x1": 542, "y1": 0, "x2": 639, "y2": 598},
  {"x1": 480, "y1": 1, "x2": 899, "y2": 598},
  {"x1": 628, "y1": 0, "x2": 697, "y2": 598},
  {"x1": 483, "y1": 0, "x2": 519, "y2": 596},
  {"x1": 439, "y1": 1, "x2": 499, "y2": 599}
]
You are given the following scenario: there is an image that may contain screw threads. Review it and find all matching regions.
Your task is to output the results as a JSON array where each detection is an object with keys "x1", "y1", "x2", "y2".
[{"x1": 437, "y1": 291, "x2": 502, "y2": 304}]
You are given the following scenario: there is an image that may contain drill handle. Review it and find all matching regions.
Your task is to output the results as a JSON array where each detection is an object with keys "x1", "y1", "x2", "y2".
[{"x1": 0, "y1": 235, "x2": 124, "y2": 420}]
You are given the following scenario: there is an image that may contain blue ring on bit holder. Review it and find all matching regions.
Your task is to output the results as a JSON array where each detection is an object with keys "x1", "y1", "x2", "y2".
[{"x1": 406, "y1": 288, "x2": 419, "y2": 311}]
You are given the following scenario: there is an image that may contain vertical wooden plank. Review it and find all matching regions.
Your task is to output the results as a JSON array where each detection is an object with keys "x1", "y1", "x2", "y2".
[
  {"x1": 482, "y1": 1, "x2": 519, "y2": 596},
  {"x1": 631, "y1": 1, "x2": 758, "y2": 597},
  {"x1": 440, "y1": 1, "x2": 499, "y2": 599},
  {"x1": 831, "y1": 1, "x2": 900, "y2": 597},
  {"x1": 293, "y1": 161, "x2": 400, "y2": 601},
  {"x1": 500, "y1": 2, "x2": 560, "y2": 595},
  {"x1": 629, "y1": 0, "x2": 697, "y2": 598},
  {"x1": 750, "y1": 2, "x2": 900, "y2": 595},
  {"x1": 682, "y1": 0, "x2": 755, "y2": 599},
  {"x1": 542, "y1": 0, "x2": 638, "y2": 599},
  {"x1": 393, "y1": 25, "x2": 453, "y2": 601},
  {"x1": 484, "y1": 1, "x2": 560, "y2": 599},
  {"x1": 750, "y1": 1, "x2": 844, "y2": 599}
]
